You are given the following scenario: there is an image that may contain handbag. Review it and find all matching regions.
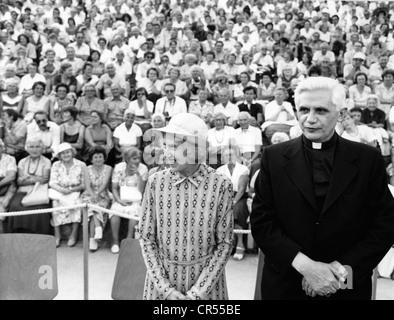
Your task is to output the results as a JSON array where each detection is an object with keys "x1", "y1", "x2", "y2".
[
  {"x1": 120, "y1": 185, "x2": 142, "y2": 203},
  {"x1": 21, "y1": 182, "x2": 50, "y2": 207}
]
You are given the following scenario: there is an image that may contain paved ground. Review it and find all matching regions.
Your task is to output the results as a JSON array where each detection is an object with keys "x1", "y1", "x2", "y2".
[{"x1": 53, "y1": 242, "x2": 393, "y2": 300}]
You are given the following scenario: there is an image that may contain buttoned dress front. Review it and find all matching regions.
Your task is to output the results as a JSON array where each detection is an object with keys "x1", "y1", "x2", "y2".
[{"x1": 139, "y1": 164, "x2": 234, "y2": 300}]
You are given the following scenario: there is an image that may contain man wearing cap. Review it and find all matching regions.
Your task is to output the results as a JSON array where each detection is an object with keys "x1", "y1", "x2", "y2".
[
  {"x1": 343, "y1": 52, "x2": 369, "y2": 83},
  {"x1": 139, "y1": 113, "x2": 234, "y2": 300}
]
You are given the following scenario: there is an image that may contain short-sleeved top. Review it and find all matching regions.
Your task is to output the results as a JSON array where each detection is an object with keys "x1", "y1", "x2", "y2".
[
  {"x1": 49, "y1": 159, "x2": 86, "y2": 188},
  {"x1": 216, "y1": 162, "x2": 249, "y2": 193},
  {"x1": 0, "y1": 153, "x2": 17, "y2": 178},
  {"x1": 234, "y1": 126, "x2": 263, "y2": 154},
  {"x1": 113, "y1": 123, "x2": 143, "y2": 148},
  {"x1": 18, "y1": 155, "x2": 51, "y2": 179},
  {"x1": 341, "y1": 125, "x2": 376, "y2": 144},
  {"x1": 112, "y1": 162, "x2": 148, "y2": 185}
]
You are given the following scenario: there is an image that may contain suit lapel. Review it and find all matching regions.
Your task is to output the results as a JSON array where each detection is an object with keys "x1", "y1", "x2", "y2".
[
  {"x1": 322, "y1": 137, "x2": 359, "y2": 214},
  {"x1": 283, "y1": 137, "x2": 318, "y2": 213}
]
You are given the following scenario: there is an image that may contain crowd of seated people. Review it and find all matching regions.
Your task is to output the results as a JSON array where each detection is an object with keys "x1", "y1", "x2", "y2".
[{"x1": 1, "y1": 0, "x2": 394, "y2": 259}]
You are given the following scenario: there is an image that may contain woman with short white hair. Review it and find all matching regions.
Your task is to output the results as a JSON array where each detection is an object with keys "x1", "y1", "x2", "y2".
[{"x1": 7, "y1": 138, "x2": 52, "y2": 234}]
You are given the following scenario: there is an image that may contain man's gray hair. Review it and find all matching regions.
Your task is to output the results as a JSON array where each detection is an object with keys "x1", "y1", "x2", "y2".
[{"x1": 294, "y1": 77, "x2": 346, "y2": 111}]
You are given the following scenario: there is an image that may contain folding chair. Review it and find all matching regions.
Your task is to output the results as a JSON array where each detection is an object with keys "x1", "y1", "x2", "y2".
[
  {"x1": 111, "y1": 238, "x2": 147, "y2": 300},
  {"x1": 0, "y1": 234, "x2": 58, "y2": 300}
]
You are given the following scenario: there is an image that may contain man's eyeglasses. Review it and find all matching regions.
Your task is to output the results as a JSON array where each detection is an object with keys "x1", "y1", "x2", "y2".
[
  {"x1": 165, "y1": 90, "x2": 174, "y2": 93},
  {"x1": 36, "y1": 119, "x2": 48, "y2": 124},
  {"x1": 137, "y1": 92, "x2": 145, "y2": 96}
]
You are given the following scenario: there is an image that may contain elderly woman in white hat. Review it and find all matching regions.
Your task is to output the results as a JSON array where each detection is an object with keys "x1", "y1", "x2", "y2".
[
  {"x1": 139, "y1": 113, "x2": 234, "y2": 300},
  {"x1": 49, "y1": 142, "x2": 86, "y2": 247}
]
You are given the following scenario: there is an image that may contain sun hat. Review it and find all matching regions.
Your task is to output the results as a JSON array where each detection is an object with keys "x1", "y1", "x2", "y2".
[
  {"x1": 56, "y1": 142, "x2": 73, "y2": 157},
  {"x1": 155, "y1": 113, "x2": 208, "y2": 140}
]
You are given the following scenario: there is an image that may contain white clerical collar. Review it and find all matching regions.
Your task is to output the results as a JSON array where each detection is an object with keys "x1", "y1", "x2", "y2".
[{"x1": 312, "y1": 142, "x2": 322, "y2": 150}]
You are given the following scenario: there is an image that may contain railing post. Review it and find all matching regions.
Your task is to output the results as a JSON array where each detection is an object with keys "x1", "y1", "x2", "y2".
[{"x1": 82, "y1": 205, "x2": 89, "y2": 300}]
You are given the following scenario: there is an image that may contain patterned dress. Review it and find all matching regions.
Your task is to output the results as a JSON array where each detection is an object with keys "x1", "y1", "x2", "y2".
[
  {"x1": 139, "y1": 164, "x2": 234, "y2": 300},
  {"x1": 49, "y1": 159, "x2": 86, "y2": 226},
  {"x1": 81, "y1": 165, "x2": 112, "y2": 225}
]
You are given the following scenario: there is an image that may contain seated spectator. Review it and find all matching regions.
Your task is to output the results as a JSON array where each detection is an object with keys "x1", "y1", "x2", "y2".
[
  {"x1": 38, "y1": 49, "x2": 60, "y2": 91},
  {"x1": 312, "y1": 41, "x2": 335, "y2": 66},
  {"x1": 262, "y1": 87, "x2": 297, "y2": 143},
  {"x1": 233, "y1": 72, "x2": 257, "y2": 103},
  {"x1": 63, "y1": 46, "x2": 84, "y2": 76},
  {"x1": 271, "y1": 131, "x2": 290, "y2": 144},
  {"x1": 104, "y1": 84, "x2": 130, "y2": 131},
  {"x1": 7, "y1": 138, "x2": 52, "y2": 234},
  {"x1": 88, "y1": 50, "x2": 105, "y2": 78},
  {"x1": 18, "y1": 63, "x2": 47, "y2": 97},
  {"x1": 199, "y1": 51, "x2": 220, "y2": 82},
  {"x1": 2, "y1": 109, "x2": 27, "y2": 163},
  {"x1": 348, "y1": 72, "x2": 372, "y2": 109},
  {"x1": 362, "y1": 94, "x2": 387, "y2": 129},
  {"x1": 81, "y1": 146, "x2": 113, "y2": 252},
  {"x1": 179, "y1": 53, "x2": 198, "y2": 81},
  {"x1": 375, "y1": 69, "x2": 394, "y2": 117},
  {"x1": 26, "y1": 111, "x2": 60, "y2": 161},
  {"x1": 0, "y1": 64, "x2": 20, "y2": 92},
  {"x1": 49, "y1": 142, "x2": 86, "y2": 247},
  {"x1": 296, "y1": 52, "x2": 313, "y2": 78},
  {"x1": 83, "y1": 111, "x2": 113, "y2": 163},
  {"x1": 60, "y1": 106, "x2": 85, "y2": 160},
  {"x1": 366, "y1": 42, "x2": 382, "y2": 68},
  {"x1": 75, "y1": 84, "x2": 105, "y2": 127},
  {"x1": 188, "y1": 88, "x2": 214, "y2": 127},
  {"x1": 0, "y1": 138, "x2": 17, "y2": 233},
  {"x1": 19, "y1": 81, "x2": 52, "y2": 124},
  {"x1": 68, "y1": 32, "x2": 90, "y2": 61},
  {"x1": 154, "y1": 83, "x2": 187, "y2": 121},
  {"x1": 238, "y1": 86, "x2": 264, "y2": 126},
  {"x1": 185, "y1": 65, "x2": 212, "y2": 103},
  {"x1": 112, "y1": 109, "x2": 143, "y2": 164},
  {"x1": 343, "y1": 41, "x2": 364, "y2": 66},
  {"x1": 13, "y1": 34, "x2": 37, "y2": 61},
  {"x1": 109, "y1": 147, "x2": 148, "y2": 254},
  {"x1": 1, "y1": 79, "x2": 23, "y2": 112},
  {"x1": 257, "y1": 72, "x2": 276, "y2": 102},
  {"x1": 221, "y1": 54, "x2": 240, "y2": 81},
  {"x1": 319, "y1": 57, "x2": 337, "y2": 78},
  {"x1": 276, "y1": 49, "x2": 298, "y2": 78},
  {"x1": 157, "y1": 54, "x2": 171, "y2": 80},
  {"x1": 343, "y1": 52, "x2": 369, "y2": 85},
  {"x1": 340, "y1": 111, "x2": 377, "y2": 146},
  {"x1": 350, "y1": 107, "x2": 364, "y2": 125},
  {"x1": 135, "y1": 51, "x2": 158, "y2": 83},
  {"x1": 163, "y1": 40, "x2": 184, "y2": 67},
  {"x1": 41, "y1": 32, "x2": 67, "y2": 62},
  {"x1": 276, "y1": 65, "x2": 299, "y2": 91},
  {"x1": 96, "y1": 62, "x2": 127, "y2": 100},
  {"x1": 207, "y1": 112, "x2": 237, "y2": 169},
  {"x1": 128, "y1": 87, "x2": 154, "y2": 133},
  {"x1": 76, "y1": 62, "x2": 99, "y2": 96},
  {"x1": 52, "y1": 62, "x2": 77, "y2": 96},
  {"x1": 369, "y1": 53, "x2": 391, "y2": 88},
  {"x1": 50, "y1": 83, "x2": 75, "y2": 125},
  {"x1": 216, "y1": 146, "x2": 249, "y2": 261},
  {"x1": 160, "y1": 67, "x2": 188, "y2": 97},
  {"x1": 136, "y1": 67, "x2": 163, "y2": 105},
  {"x1": 214, "y1": 88, "x2": 240, "y2": 127},
  {"x1": 113, "y1": 50, "x2": 132, "y2": 95},
  {"x1": 234, "y1": 112, "x2": 262, "y2": 169}
]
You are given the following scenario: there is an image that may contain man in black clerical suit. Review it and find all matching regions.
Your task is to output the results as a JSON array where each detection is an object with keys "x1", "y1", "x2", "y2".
[{"x1": 251, "y1": 77, "x2": 394, "y2": 300}]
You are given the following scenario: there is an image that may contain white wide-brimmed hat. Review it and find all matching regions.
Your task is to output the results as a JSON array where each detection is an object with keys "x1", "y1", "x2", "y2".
[
  {"x1": 155, "y1": 113, "x2": 208, "y2": 140},
  {"x1": 56, "y1": 142, "x2": 73, "y2": 157}
]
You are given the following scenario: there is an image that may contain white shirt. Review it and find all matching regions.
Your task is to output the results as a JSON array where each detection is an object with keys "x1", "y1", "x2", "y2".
[
  {"x1": 207, "y1": 126, "x2": 236, "y2": 148},
  {"x1": 113, "y1": 122, "x2": 143, "y2": 148},
  {"x1": 216, "y1": 162, "x2": 249, "y2": 193},
  {"x1": 234, "y1": 126, "x2": 263, "y2": 154},
  {"x1": 19, "y1": 73, "x2": 46, "y2": 95},
  {"x1": 154, "y1": 97, "x2": 187, "y2": 117},
  {"x1": 41, "y1": 42, "x2": 67, "y2": 61},
  {"x1": 341, "y1": 125, "x2": 376, "y2": 144},
  {"x1": 214, "y1": 103, "x2": 240, "y2": 126},
  {"x1": 68, "y1": 42, "x2": 91, "y2": 58},
  {"x1": 199, "y1": 61, "x2": 220, "y2": 81},
  {"x1": 27, "y1": 121, "x2": 60, "y2": 157},
  {"x1": 114, "y1": 59, "x2": 133, "y2": 79}
]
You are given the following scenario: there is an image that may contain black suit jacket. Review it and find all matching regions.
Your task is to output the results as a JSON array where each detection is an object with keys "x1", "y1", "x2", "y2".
[{"x1": 251, "y1": 135, "x2": 394, "y2": 300}]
